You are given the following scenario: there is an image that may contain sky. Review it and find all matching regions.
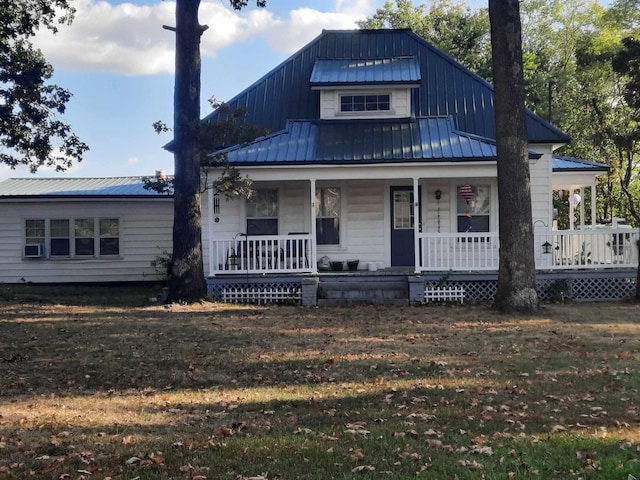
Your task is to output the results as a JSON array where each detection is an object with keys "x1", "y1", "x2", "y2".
[
  {"x1": 0, "y1": 0, "x2": 608, "y2": 181},
  {"x1": 1, "y1": 0, "x2": 395, "y2": 181}
]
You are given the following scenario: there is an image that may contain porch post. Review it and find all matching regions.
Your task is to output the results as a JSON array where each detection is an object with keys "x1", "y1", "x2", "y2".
[
  {"x1": 590, "y1": 182, "x2": 597, "y2": 227},
  {"x1": 310, "y1": 179, "x2": 318, "y2": 273},
  {"x1": 413, "y1": 177, "x2": 420, "y2": 274},
  {"x1": 579, "y1": 187, "x2": 585, "y2": 229},
  {"x1": 569, "y1": 188, "x2": 575, "y2": 230},
  {"x1": 207, "y1": 184, "x2": 215, "y2": 277}
]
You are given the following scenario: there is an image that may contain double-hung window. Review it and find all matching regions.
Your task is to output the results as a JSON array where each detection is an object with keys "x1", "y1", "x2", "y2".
[
  {"x1": 316, "y1": 187, "x2": 341, "y2": 245},
  {"x1": 246, "y1": 189, "x2": 278, "y2": 235},
  {"x1": 23, "y1": 218, "x2": 120, "y2": 258},
  {"x1": 457, "y1": 184, "x2": 490, "y2": 237},
  {"x1": 100, "y1": 218, "x2": 120, "y2": 255},
  {"x1": 75, "y1": 219, "x2": 95, "y2": 255},
  {"x1": 50, "y1": 219, "x2": 70, "y2": 256}
]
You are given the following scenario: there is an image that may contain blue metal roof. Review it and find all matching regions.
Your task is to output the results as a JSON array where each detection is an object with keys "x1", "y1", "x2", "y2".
[
  {"x1": 310, "y1": 57, "x2": 421, "y2": 86},
  {"x1": 203, "y1": 29, "x2": 571, "y2": 147},
  {"x1": 0, "y1": 177, "x2": 172, "y2": 198},
  {"x1": 552, "y1": 156, "x2": 610, "y2": 172},
  {"x1": 216, "y1": 116, "x2": 543, "y2": 166}
]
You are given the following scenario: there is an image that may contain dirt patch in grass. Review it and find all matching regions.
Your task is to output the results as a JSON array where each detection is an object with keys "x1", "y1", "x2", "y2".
[{"x1": 1, "y1": 285, "x2": 639, "y2": 479}]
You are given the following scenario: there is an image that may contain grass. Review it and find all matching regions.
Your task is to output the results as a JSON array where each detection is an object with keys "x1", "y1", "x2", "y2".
[{"x1": 1, "y1": 284, "x2": 639, "y2": 479}]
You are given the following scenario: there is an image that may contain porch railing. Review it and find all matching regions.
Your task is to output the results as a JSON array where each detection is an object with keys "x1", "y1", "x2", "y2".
[
  {"x1": 419, "y1": 228, "x2": 639, "y2": 272},
  {"x1": 211, "y1": 233, "x2": 313, "y2": 274}
]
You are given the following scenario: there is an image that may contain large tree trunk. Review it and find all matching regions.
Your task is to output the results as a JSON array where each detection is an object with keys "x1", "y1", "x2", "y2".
[
  {"x1": 489, "y1": 0, "x2": 539, "y2": 312},
  {"x1": 169, "y1": 0, "x2": 207, "y2": 302}
]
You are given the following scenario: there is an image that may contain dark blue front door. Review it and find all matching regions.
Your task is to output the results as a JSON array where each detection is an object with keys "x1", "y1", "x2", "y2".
[{"x1": 390, "y1": 186, "x2": 420, "y2": 267}]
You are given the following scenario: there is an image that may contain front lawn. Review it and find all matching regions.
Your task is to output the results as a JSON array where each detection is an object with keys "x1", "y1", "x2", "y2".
[{"x1": 1, "y1": 285, "x2": 639, "y2": 479}]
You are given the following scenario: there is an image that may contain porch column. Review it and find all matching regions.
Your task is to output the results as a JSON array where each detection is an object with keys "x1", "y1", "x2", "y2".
[
  {"x1": 591, "y1": 182, "x2": 597, "y2": 227},
  {"x1": 207, "y1": 185, "x2": 215, "y2": 277},
  {"x1": 310, "y1": 178, "x2": 318, "y2": 273},
  {"x1": 413, "y1": 177, "x2": 420, "y2": 274},
  {"x1": 569, "y1": 188, "x2": 575, "y2": 230},
  {"x1": 579, "y1": 187, "x2": 585, "y2": 229}
]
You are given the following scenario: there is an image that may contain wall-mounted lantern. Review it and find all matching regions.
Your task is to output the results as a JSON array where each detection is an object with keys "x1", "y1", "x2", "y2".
[{"x1": 541, "y1": 241, "x2": 553, "y2": 254}]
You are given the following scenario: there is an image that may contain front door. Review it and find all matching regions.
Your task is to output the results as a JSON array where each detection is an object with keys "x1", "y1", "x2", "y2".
[{"x1": 390, "y1": 186, "x2": 421, "y2": 267}]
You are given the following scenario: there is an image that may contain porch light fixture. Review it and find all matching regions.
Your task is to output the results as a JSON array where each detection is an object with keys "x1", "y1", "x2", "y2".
[
  {"x1": 541, "y1": 241, "x2": 552, "y2": 254},
  {"x1": 435, "y1": 189, "x2": 442, "y2": 200}
]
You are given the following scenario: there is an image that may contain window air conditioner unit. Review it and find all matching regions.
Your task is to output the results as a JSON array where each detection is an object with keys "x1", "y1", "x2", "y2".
[{"x1": 24, "y1": 244, "x2": 44, "y2": 258}]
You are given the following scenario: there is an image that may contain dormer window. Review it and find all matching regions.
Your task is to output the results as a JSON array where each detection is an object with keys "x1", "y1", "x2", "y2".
[{"x1": 340, "y1": 94, "x2": 390, "y2": 113}]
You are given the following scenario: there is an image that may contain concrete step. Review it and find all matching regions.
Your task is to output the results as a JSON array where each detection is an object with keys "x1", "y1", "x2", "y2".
[{"x1": 317, "y1": 276, "x2": 408, "y2": 304}]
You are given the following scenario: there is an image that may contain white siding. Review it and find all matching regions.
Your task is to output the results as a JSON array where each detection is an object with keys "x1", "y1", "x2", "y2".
[
  {"x1": 0, "y1": 199, "x2": 173, "y2": 283},
  {"x1": 529, "y1": 145, "x2": 554, "y2": 229}
]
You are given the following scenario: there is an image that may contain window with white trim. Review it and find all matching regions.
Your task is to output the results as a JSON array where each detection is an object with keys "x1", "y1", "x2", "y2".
[
  {"x1": 50, "y1": 219, "x2": 70, "y2": 256},
  {"x1": 246, "y1": 189, "x2": 278, "y2": 235},
  {"x1": 456, "y1": 184, "x2": 490, "y2": 233},
  {"x1": 340, "y1": 94, "x2": 390, "y2": 113},
  {"x1": 316, "y1": 187, "x2": 341, "y2": 245},
  {"x1": 23, "y1": 218, "x2": 120, "y2": 258}
]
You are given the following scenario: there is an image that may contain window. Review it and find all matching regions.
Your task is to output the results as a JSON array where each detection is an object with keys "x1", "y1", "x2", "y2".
[
  {"x1": 246, "y1": 189, "x2": 278, "y2": 235},
  {"x1": 99, "y1": 218, "x2": 120, "y2": 255},
  {"x1": 75, "y1": 219, "x2": 95, "y2": 255},
  {"x1": 50, "y1": 219, "x2": 70, "y2": 256},
  {"x1": 316, "y1": 187, "x2": 340, "y2": 245},
  {"x1": 25, "y1": 219, "x2": 45, "y2": 246},
  {"x1": 340, "y1": 94, "x2": 390, "y2": 113},
  {"x1": 23, "y1": 218, "x2": 120, "y2": 259},
  {"x1": 457, "y1": 184, "x2": 490, "y2": 233},
  {"x1": 393, "y1": 191, "x2": 414, "y2": 230}
]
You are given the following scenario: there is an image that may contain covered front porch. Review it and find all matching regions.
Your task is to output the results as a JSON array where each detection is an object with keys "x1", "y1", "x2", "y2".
[{"x1": 209, "y1": 228, "x2": 639, "y2": 275}]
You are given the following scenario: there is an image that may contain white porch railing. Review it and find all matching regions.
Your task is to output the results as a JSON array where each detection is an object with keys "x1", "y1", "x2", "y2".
[
  {"x1": 211, "y1": 233, "x2": 313, "y2": 274},
  {"x1": 419, "y1": 228, "x2": 639, "y2": 272}
]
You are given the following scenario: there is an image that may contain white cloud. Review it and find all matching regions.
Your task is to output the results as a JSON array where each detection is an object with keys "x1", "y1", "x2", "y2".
[
  {"x1": 34, "y1": 0, "x2": 379, "y2": 76},
  {"x1": 127, "y1": 156, "x2": 140, "y2": 165}
]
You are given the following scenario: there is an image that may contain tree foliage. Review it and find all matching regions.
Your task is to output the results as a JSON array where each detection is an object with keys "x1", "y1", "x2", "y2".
[
  {"x1": 357, "y1": 0, "x2": 491, "y2": 79},
  {"x1": 0, "y1": 0, "x2": 88, "y2": 172}
]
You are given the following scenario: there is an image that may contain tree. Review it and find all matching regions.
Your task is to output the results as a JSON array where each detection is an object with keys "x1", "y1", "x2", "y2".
[
  {"x1": 0, "y1": 0, "x2": 88, "y2": 172},
  {"x1": 358, "y1": 0, "x2": 492, "y2": 79},
  {"x1": 489, "y1": 0, "x2": 539, "y2": 312},
  {"x1": 167, "y1": 0, "x2": 265, "y2": 303},
  {"x1": 612, "y1": 35, "x2": 640, "y2": 301}
]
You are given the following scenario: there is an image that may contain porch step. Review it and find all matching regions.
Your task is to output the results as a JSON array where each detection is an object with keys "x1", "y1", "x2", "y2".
[{"x1": 317, "y1": 276, "x2": 409, "y2": 306}]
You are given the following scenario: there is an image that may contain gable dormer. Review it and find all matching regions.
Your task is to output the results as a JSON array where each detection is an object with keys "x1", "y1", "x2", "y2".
[{"x1": 310, "y1": 57, "x2": 420, "y2": 120}]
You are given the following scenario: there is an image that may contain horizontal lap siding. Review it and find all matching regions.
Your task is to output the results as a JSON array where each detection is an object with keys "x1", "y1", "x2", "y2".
[
  {"x1": 344, "y1": 181, "x2": 385, "y2": 263},
  {"x1": 0, "y1": 200, "x2": 173, "y2": 283}
]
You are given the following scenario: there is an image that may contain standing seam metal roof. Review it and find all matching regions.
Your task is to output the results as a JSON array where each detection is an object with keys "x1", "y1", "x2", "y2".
[
  {"x1": 0, "y1": 177, "x2": 172, "y2": 197},
  {"x1": 310, "y1": 57, "x2": 421, "y2": 86},
  {"x1": 216, "y1": 116, "x2": 515, "y2": 165},
  {"x1": 203, "y1": 29, "x2": 571, "y2": 146}
]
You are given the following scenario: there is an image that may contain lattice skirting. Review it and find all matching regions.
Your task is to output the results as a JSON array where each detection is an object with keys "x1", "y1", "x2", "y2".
[
  {"x1": 434, "y1": 274, "x2": 636, "y2": 303},
  {"x1": 209, "y1": 280, "x2": 302, "y2": 305}
]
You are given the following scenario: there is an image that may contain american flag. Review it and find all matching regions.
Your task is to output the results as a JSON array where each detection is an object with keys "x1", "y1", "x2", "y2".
[{"x1": 459, "y1": 185, "x2": 474, "y2": 201}]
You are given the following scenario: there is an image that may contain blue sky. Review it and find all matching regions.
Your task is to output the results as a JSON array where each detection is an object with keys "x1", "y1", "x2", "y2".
[
  {"x1": 0, "y1": 0, "x2": 609, "y2": 181},
  {"x1": 0, "y1": 0, "x2": 392, "y2": 181}
]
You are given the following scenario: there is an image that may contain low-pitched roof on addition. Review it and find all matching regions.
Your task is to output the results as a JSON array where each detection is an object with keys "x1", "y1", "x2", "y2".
[
  {"x1": 216, "y1": 116, "x2": 541, "y2": 166},
  {"x1": 552, "y1": 156, "x2": 610, "y2": 172},
  {"x1": 204, "y1": 29, "x2": 571, "y2": 146},
  {"x1": 0, "y1": 177, "x2": 172, "y2": 198}
]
